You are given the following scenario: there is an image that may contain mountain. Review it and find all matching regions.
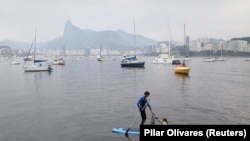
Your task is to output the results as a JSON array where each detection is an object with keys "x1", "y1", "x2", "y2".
[
  {"x1": 62, "y1": 21, "x2": 128, "y2": 50},
  {"x1": 0, "y1": 21, "x2": 157, "y2": 50},
  {"x1": 115, "y1": 29, "x2": 156, "y2": 47},
  {"x1": 62, "y1": 21, "x2": 157, "y2": 50},
  {"x1": 0, "y1": 40, "x2": 29, "y2": 49}
]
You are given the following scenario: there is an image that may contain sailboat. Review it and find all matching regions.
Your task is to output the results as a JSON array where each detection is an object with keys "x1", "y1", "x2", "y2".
[
  {"x1": 152, "y1": 39, "x2": 174, "y2": 64},
  {"x1": 152, "y1": 53, "x2": 171, "y2": 64},
  {"x1": 245, "y1": 58, "x2": 250, "y2": 61},
  {"x1": 152, "y1": 42, "x2": 181, "y2": 64},
  {"x1": 174, "y1": 24, "x2": 190, "y2": 75},
  {"x1": 52, "y1": 39, "x2": 66, "y2": 65},
  {"x1": 243, "y1": 45, "x2": 250, "y2": 61},
  {"x1": 120, "y1": 20, "x2": 145, "y2": 67},
  {"x1": 152, "y1": 19, "x2": 181, "y2": 65},
  {"x1": 204, "y1": 47, "x2": 215, "y2": 62},
  {"x1": 52, "y1": 57, "x2": 66, "y2": 65},
  {"x1": 10, "y1": 56, "x2": 20, "y2": 65},
  {"x1": 215, "y1": 44, "x2": 227, "y2": 61},
  {"x1": 23, "y1": 30, "x2": 52, "y2": 72},
  {"x1": 97, "y1": 45, "x2": 106, "y2": 61}
]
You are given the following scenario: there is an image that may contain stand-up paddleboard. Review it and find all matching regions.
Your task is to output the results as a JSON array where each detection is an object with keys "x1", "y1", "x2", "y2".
[{"x1": 112, "y1": 128, "x2": 139, "y2": 135}]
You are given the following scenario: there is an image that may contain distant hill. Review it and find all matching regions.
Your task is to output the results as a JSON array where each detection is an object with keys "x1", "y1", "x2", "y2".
[
  {"x1": 231, "y1": 37, "x2": 250, "y2": 44},
  {"x1": 0, "y1": 21, "x2": 157, "y2": 50},
  {"x1": 0, "y1": 45, "x2": 11, "y2": 49},
  {"x1": 62, "y1": 21, "x2": 157, "y2": 50},
  {"x1": 0, "y1": 40, "x2": 29, "y2": 49}
]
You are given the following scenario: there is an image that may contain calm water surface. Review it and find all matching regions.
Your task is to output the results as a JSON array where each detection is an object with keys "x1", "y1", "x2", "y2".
[{"x1": 0, "y1": 56, "x2": 250, "y2": 141}]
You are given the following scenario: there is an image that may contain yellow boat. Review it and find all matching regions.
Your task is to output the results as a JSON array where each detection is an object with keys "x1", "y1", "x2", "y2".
[{"x1": 174, "y1": 64, "x2": 190, "y2": 74}]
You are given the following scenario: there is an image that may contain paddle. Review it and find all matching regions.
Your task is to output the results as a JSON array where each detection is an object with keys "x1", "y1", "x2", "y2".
[{"x1": 125, "y1": 100, "x2": 149, "y2": 137}]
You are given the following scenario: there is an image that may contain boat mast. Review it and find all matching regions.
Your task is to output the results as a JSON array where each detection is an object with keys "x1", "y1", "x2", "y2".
[
  {"x1": 184, "y1": 24, "x2": 188, "y2": 57},
  {"x1": 23, "y1": 35, "x2": 35, "y2": 68},
  {"x1": 34, "y1": 28, "x2": 37, "y2": 65},
  {"x1": 60, "y1": 37, "x2": 65, "y2": 59},
  {"x1": 133, "y1": 19, "x2": 136, "y2": 55},
  {"x1": 184, "y1": 24, "x2": 185, "y2": 63},
  {"x1": 100, "y1": 44, "x2": 102, "y2": 56},
  {"x1": 168, "y1": 19, "x2": 172, "y2": 56},
  {"x1": 221, "y1": 44, "x2": 223, "y2": 57},
  {"x1": 184, "y1": 24, "x2": 186, "y2": 50}
]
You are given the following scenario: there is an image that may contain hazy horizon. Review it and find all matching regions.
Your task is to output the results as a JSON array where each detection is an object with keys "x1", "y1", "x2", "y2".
[{"x1": 0, "y1": 0, "x2": 250, "y2": 43}]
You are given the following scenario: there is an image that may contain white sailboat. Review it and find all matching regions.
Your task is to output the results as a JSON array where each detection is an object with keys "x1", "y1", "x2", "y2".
[
  {"x1": 245, "y1": 58, "x2": 250, "y2": 61},
  {"x1": 97, "y1": 45, "x2": 105, "y2": 61},
  {"x1": 243, "y1": 46, "x2": 250, "y2": 61},
  {"x1": 152, "y1": 19, "x2": 181, "y2": 65},
  {"x1": 204, "y1": 47, "x2": 215, "y2": 62},
  {"x1": 52, "y1": 40, "x2": 66, "y2": 65},
  {"x1": 52, "y1": 57, "x2": 65, "y2": 65},
  {"x1": 10, "y1": 61, "x2": 20, "y2": 65},
  {"x1": 152, "y1": 53, "x2": 172, "y2": 64},
  {"x1": 23, "y1": 30, "x2": 52, "y2": 72},
  {"x1": 152, "y1": 50, "x2": 181, "y2": 64},
  {"x1": 184, "y1": 56, "x2": 192, "y2": 61},
  {"x1": 215, "y1": 45, "x2": 227, "y2": 61},
  {"x1": 10, "y1": 56, "x2": 20, "y2": 65}
]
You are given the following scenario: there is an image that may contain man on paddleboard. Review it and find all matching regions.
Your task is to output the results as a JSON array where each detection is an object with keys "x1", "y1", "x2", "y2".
[{"x1": 137, "y1": 91, "x2": 152, "y2": 125}]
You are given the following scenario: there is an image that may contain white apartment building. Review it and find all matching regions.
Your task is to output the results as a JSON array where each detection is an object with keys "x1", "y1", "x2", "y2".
[
  {"x1": 189, "y1": 39, "x2": 250, "y2": 52},
  {"x1": 189, "y1": 40, "x2": 203, "y2": 52},
  {"x1": 226, "y1": 40, "x2": 248, "y2": 52},
  {"x1": 159, "y1": 43, "x2": 169, "y2": 53}
]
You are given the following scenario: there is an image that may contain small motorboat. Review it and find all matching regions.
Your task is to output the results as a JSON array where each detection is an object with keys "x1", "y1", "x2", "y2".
[{"x1": 174, "y1": 63, "x2": 190, "y2": 75}]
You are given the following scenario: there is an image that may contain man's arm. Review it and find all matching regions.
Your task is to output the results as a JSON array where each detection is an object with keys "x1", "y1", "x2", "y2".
[
  {"x1": 147, "y1": 102, "x2": 152, "y2": 111},
  {"x1": 137, "y1": 97, "x2": 142, "y2": 109}
]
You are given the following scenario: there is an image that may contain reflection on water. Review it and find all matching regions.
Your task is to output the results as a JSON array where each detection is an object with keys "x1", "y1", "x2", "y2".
[
  {"x1": 174, "y1": 73, "x2": 189, "y2": 79},
  {"x1": 0, "y1": 57, "x2": 250, "y2": 141},
  {"x1": 174, "y1": 73, "x2": 190, "y2": 92}
]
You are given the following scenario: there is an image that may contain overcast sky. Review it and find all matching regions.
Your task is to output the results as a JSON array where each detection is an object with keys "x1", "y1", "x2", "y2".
[{"x1": 0, "y1": 0, "x2": 250, "y2": 43}]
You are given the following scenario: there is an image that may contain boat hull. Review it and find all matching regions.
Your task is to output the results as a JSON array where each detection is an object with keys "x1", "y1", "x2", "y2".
[
  {"x1": 245, "y1": 58, "x2": 250, "y2": 61},
  {"x1": 97, "y1": 57, "x2": 106, "y2": 61},
  {"x1": 204, "y1": 58, "x2": 215, "y2": 62},
  {"x1": 215, "y1": 58, "x2": 226, "y2": 61},
  {"x1": 152, "y1": 55, "x2": 181, "y2": 65},
  {"x1": 10, "y1": 62, "x2": 20, "y2": 65},
  {"x1": 24, "y1": 65, "x2": 52, "y2": 72},
  {"x1": 52, "y1": 60, "x2": 65, "y2": 65},
  {"x1": 174, "y1": 66, "x2": 190, "y2": 74},
  {"x1": 121, "y1": 62, "x2": 145, "y2": 67},
  {"x1": 152, "y1": 58, "x2": 172, "y2": 64},
  {"x1": 58, "y1": 61, "x2": 66, "y2": 65},
  {"x1": 215, "y1": 57, "x2": 228, "y2": 61},
  {"x1": 121, "y1": 55, "x2": 145, "y2": 67}
]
